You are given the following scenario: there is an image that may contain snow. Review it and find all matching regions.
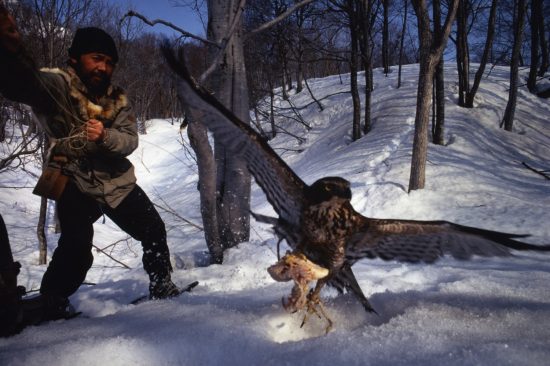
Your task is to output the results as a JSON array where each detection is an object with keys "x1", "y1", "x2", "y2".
[{"x1": 1, "y1": 64, "x2": 550, "y2": 365}]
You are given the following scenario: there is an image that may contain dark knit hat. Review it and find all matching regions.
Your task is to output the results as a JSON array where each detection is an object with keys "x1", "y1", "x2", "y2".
[{"x1": 68, "y1": 27, "x2": 118, "y2": 63}]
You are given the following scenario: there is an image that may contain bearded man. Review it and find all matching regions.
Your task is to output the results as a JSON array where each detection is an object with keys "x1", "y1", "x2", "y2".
[{"x1": 0, "y1": 5, "x2": 184, "y2": 323}]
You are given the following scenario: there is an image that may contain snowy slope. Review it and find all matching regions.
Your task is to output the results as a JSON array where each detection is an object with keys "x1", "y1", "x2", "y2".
[{"x1": 1, "y1": 64, "x2": 549, "y2": 366}]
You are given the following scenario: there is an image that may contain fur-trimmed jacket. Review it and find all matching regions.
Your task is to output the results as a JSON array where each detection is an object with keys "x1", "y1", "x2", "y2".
[{"x1": 0, "y1": 50, "x2": 138, "y2": 208}]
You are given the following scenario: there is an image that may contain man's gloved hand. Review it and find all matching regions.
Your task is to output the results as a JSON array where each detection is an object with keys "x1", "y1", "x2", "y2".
[
  {"x1": 86, "y1": 119, "x2": 107, "y2": 143},
  {"x1": 0, "y1": 3, "x2": 22, "y2": 54}
]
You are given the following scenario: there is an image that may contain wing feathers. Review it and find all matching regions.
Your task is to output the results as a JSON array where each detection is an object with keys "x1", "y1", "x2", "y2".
[
  {"x1": 346, "y1": 219, "x2": 550, "y2": 264},
  {"x1": 162, "y1": 42, "x2": 306, "y2": 226}
]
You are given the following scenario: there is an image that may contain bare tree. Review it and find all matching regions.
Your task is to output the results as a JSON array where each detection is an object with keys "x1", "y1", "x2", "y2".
[
  {"x1": 359, "y1": 0, "x2": 378, "y2": 134},
  {"x1": 455, "y1": 0, "x2": 470, "y2": 107},
  {"x1": 527, "y1": 0, "x2": 542, "y2": 92},
  {"x1": 464, "y1": 0, "x2": 498, "y2": 107},
  {"x1": 347, "y1": 0, "x2": 362, "y2": 140},
  {"x1": 327, "y1": 0, "x2": 362, "y2": 140},
  {"x1": 536, "y1": 0, "x2": 548, "y2": 76},
  {"x1": 397, "y1": 0, "x2": 408, "y2": 89},
  {"x1": 382, "y1": 0, "x2": 390, "y2": 76},
  {"x1": 408, "y1": 0, "x2": 459, "y2": 192},
  {"x1": 501, "y1": 0, "x2": 527, "y2": 132},
  {"x1": 27, "y1": 0, "x2": 95, "y2": 67},
  {"x1": 133, "y1": 0, "x2": 316, "y2": 263},
  {"x1": 432, "y1": 0, "x2": 445, "y2": 145}
]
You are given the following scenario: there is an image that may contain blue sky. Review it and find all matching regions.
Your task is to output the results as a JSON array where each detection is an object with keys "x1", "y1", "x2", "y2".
[{"x1": 109, "y1": 0, "x2": 206, "y2": 37}]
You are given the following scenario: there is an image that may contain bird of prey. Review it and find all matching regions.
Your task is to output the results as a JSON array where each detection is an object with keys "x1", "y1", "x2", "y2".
[{"x1": 161, "y1": 44, "x2": 550, "y2": 332}]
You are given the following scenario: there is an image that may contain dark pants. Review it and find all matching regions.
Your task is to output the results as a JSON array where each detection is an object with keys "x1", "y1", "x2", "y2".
[
  {"x1": 0, "y1": 214, "x2": 13, "y2": 268},
  {"x1": 40, "y1": 182, "x2": 172, "y2": 298}
]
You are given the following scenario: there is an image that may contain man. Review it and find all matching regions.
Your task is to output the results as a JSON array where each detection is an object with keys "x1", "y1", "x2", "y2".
[{"x1": 0, "y1": 5, "x2": 183, "y2": 322}]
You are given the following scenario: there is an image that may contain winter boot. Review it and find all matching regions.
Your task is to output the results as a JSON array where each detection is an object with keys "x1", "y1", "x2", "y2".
[
  {"x1": 21, "y1": 294, "x2": 77, "y2": 325},
  {"x1": 149, "y1": 275, "x2": 181, "y2": 300}
]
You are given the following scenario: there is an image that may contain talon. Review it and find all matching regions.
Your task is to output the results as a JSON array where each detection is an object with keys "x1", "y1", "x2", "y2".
[
  {"x1": 302, "y1": 291, "x2": 334, "y2": 333},
  {"x1": 300, "y1": 312, "x2": 309, "y2": 328}
]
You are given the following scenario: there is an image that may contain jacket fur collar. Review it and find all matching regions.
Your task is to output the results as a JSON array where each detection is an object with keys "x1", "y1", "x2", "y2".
[{"x1": 40, "y1": 66, "x2": 128, "y2": 123}]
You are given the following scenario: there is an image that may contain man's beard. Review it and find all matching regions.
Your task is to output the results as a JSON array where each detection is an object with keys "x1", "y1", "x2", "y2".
[{"x1": 78, "y1": 69, "x2": 111, "y2": 96}]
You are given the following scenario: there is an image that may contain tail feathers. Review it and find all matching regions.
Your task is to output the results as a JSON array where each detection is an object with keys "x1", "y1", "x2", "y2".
[
  {"x1": 330, "y1": 265, "x2": 377, "y2": 314},
  {"x1": 250, "y1": 211, "x2": 278, "y2": 226},
  {"x1": 452, "y1": 222, "x2": 550, "y2": 252}
]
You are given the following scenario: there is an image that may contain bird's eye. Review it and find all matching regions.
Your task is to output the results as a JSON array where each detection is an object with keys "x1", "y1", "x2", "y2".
[{"x1": 324, "y1": 186, "x2": 330, "y2": 191}]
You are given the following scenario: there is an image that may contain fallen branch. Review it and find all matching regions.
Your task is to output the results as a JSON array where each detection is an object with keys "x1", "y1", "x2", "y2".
[
  {"x1": 522, "y1": 162, "x2": 550, "y2": 180},
  {"x1": 93, "y1": 244, "x2": 131, "y2": 269},
  {"x1": 153, "y1": 202, "x2": 203, "y2": 231},
  {"x1": 303, "y1": 75, "x2": 324, "y2": 111},
  {"x1": 150, "y1": 189, "x2": 204, "y2": 231},
  {"x1": 274, "y1": 91, "x2": 350, "y2": 111},
  {"x1": 98, "y1": 236, "x2": 132, "y2": 252}
]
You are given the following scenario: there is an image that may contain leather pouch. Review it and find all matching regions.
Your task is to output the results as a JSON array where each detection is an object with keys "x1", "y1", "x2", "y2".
[{"x1": 32, "y1": 157, "x2": 69, "y2": 200}]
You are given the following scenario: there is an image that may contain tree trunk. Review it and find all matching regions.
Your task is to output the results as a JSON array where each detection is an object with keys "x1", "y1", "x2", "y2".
[
  {"x1": 527, "y1": 0, "x2": 541, "y2": 92},
  {"x1": 397, "y1": 0, "x2": 408, "y2": 89},
  {"x1": 409, "y1": 0, "x2": 459, "y2": 191},
  {"x1": 296, "y1": 50, "x2": 304, "y2": 93},
  {"x1": 280, "y1": 47, "x2": 290, "y2": 100},
  {"x1": 432, "y1": 0, "x2": 445, "y2": 145},
  {"x1": 455, "y1": 0, "x2": 470, "y2": 107},
  {"x1": 433, "y1": 59, "x2": 445, "y2": 145},
  {"x1": 0, "y1": 107, "x2": 5, "y2": 142},
  {"x1": 465, "y1": 0, "x2": 498, "y2": 107},
  {"x1": 382, "y1": 0, "x2": 390, "y2": 76},
  {"x1": 54, "y1": 203, "x2": 61, "y2": 233},
  {"x1": 187, "y1": 118, "x2": 224, "y2": 263},
  {"x1": 268, "y1": 78, "x2": 277, "y2": 138},
  {"x1": 207, "y1": 0, "x2": 251, "y2": 250},
  {"x1": 349, "y1": 0, "x2": 362, "y2": 141},
  {"x1": 37, "y1": 196, "x2": 48, "y2": 265},
  {"x1": 360, "y1": 0, "x2": 375, "y2": 134},
  {"x1": 537, "y1": 0, "x2": 548, "y2": 76},
  {"x1": 501, "y1": 0, "x2": 527, "y2": 132}
]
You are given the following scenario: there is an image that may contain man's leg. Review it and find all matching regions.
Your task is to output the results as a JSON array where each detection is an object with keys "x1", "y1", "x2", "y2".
[
  {"x1": 0, "y1": 213, "x2": 24, "y2": 336},
  {"x1": 103, "y1": 184, "x2": 177, "y2": 298},
  {"x1": 40, "y1": 182, "x2": 102, "y2": 299}
]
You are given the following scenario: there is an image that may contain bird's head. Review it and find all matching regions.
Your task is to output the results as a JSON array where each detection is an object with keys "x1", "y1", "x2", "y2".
[{"x1": 305, "y1": 177, "x2": 352, "y2": 205}]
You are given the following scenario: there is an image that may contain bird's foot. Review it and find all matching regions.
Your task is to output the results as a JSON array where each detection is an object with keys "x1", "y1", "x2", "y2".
[{"x1": 299, "y1": 291, "x2": 333, "y2": 334}]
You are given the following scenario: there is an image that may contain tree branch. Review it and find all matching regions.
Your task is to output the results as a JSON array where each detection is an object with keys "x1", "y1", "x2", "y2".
[
  {"x1": 153, "y1": 202, "x2": 204, "y2": 231},
  {"x1": 121, "y1": 10, "x2": 216, "y2": 46},
  {"x1": 245, "y1": 0, "x2": 318, "y2": 39},
  {"x1": 92, "y1": 244, "x2": 131, "y2": 269}
]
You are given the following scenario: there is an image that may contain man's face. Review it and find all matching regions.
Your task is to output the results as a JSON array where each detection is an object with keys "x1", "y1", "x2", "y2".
[{"x1": 73, "y1": 52, "x2": 115, "y2": 93}]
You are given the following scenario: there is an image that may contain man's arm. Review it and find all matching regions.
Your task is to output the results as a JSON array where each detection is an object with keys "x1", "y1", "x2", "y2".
[
  {"x1": 90, "y1": 105, "x2": 139, "y2": 158},
  {"x1": 0, "y1": 4, "x2": 58, "y2": 114}
]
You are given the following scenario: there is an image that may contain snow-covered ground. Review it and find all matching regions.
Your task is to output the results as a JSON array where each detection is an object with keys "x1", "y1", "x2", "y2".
[{"x1": 1, "y1": 64, "x2": 549, "y2": 366}]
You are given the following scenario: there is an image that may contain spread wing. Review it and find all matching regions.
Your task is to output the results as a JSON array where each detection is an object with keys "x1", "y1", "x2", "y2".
[
  {"x1": 162, "y1": 43, "x2": 306, "y2": 227},
  {"x1": 345, "y1": 219, "x2": 550, "y2": 264}
]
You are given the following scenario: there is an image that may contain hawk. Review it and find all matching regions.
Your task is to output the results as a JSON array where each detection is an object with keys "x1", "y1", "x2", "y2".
[{"x1": 162, "y1": 44, "x2": 550, "y2": 331}]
